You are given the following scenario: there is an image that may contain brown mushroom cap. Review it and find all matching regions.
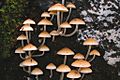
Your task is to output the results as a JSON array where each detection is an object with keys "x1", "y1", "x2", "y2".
[
  {"x1": 23, "y1": 43, "x2": 37, "y2": 51},
  {"x1": 50, "y1": 30, "x2": 59, "y2": 36},
  {"x1": 38, "y1": 31, "x2": 51, "y2": 38},
  {"x1": 17, "y1": 34, "x2": 27, "y2": 40},
  {"x1": 20, "y1": 24, "x2": 33, "y2": 31},
  {"x1": 80, "y1": 68, "x2": 92, "y2": 74},
  {"x1": 89, "y1": 49, "x2": 100, "y2": 56},
  {"x1": 49, "y1": 11, "x2": 57, "y2": 15},
  {"x1": 23, "y1": 18, "x2": 35, "y2": 24},
  {"x1": 57, "y1": 47, "x2": 75, "y2": 56},
  {"x1": 46, "y1": 63, "x2": 56, "y2": 70},
  {"x1": 15, "y1": 47, "x2": 25, "y2": 53},
  {"x1": 71, "y1": 59, "x2": 91, "y2": 68},
  {"x1": 67, "y1": 70, "x2": 81, "y2": 79},
  {"x1": 73, "y1": 53, "x2": 85, "y2": 60},
  {"x1": 31, "y1": 68, "x2": 43, "y2": 75},
  {"x1": 66, "y1": 2, "x2": 76, "y2": 8},
  {"x1": 56, "y1": 64, "x2": 71, "y2": 72},
  {"x1": 60, "y1": 22, "x2": 72, "y2": 28},
  {"x1": 39, "y1": 45, "x2": 50, "y2": 51},
  {"x1": 48, "y1": 3, "x2": 68, "y2": 12},
  {"x1": 69, "y1": 18, "x2": 85, "y2": 25},
  {"x1": 38, "y1": 18, "x2": 53, "y2": 25},
  {"x1": 41, "y1": 12, "x2": 50, "y2": 17},
  {"x1": 83, "y1": 38, "x2": 99, "y2": 46}
]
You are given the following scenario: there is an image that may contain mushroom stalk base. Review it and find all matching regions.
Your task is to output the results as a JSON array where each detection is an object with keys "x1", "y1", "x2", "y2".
[
  {"x1": 89, "y1": 55, "x2": 96, "y2": 62},
  {"x1": 49, "y1": 69, "x2": 53, "y2": 78}
]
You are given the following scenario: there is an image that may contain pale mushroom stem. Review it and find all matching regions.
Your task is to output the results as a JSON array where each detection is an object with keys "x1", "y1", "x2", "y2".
[
  {"x1": 89, "y1": 55, "x2": 96, "y2": 62},
  {"x1": 66, "y1": 8, "x2": 72, "y2": 22},
  {"x1": 62, "y1": 0, "x2": 65, "y2": 4},
  {"x1": 79, "y1": 74, "x2": 85, "y2": 80},
  {"x1": 28, "y1": 51, "x2": 32, "y2": 57},
  {"x1": 85, "y1": 45, "x2": 92, "y2": 60},
  {"x1": 29, "y1": 31, "x2": 31, "y2": 41},
  {"x1": 50, "y1": 15, "x2": 55, "y2": 21},
  {"x1": 32, "y1": 51, "x2": 45, "y2": 57},
  {"x1": 49, "y1": 69, "x2": 53, "y2": 78},
  {"x1": 61, "y1": 12, "x2": 63, "y2": 22},
  {"x1": 72, "y1": 78, "x2": 74, "y2": 80},
  {"x1": 19, "y1": 54, "x2": 25, "y2": 60},
  {"x1": 28, "y1": 66, "x2": 31, "y2": 74},
  {"x1": 41, "y1": 38, "x2": 46, "y2": 45},
  {"x1": 57, "y1": 11, "x2": 61, "y2": 32},
  {"x1": 35, "y1": 75, "x2": 39, "y2": 80},
  {"x1": 60, "y1": 72, "x2": 64, "y2": 80},
  {"x1": 63, "y1": 55, "x2": 67, "y2": 64},
  {"x1": 63, "y1": 24, "x2": 78, "y2": 37},
  {"x1": 25, "y1": 31, "x2": 29, "y2": 43},
  {"x1": 52, "y1": 36, "x2": 55, "y2": 42},
  {"x1": 21, "y1": 40, "x2": 24, "y2": 47},
  {"x1": 43, "y1": 25, "x2": 47, "y2": 31},
  {"x1": 23, "y1": 67, "x2": 29, "y2": 73},
  {"x1": 63, "y1": 28, "x2": 67, "y2": 35}
]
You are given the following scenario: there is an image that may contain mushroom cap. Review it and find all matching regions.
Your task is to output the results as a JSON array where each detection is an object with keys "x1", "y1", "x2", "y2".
[
  {"x1": 56, "y1": 64, "x2": 71, "y2": 73},
  {"x1": 31, "y1": 68, "x2": 43, "y2": 75},
  {"x1": 50, "y1": 30, "x2": 59, "y2": 36},
  {"x1": 23, "y1": 18, "x2": 35, "y2": 24},
  {"x1": 21, "y1": 58, "x2": 38, "y2": 66},
  {"x1": 80, "y1": 68, "x2": 92, "y2": 74},
  {"x1": 38, "y1": 18, "x2": 53, "y2": 25},
  {"x1": 60, "y1": 22, "x2": 72, "y2": 28},
  {"x1": 71, "y1": 60, "x2": 91, "y2": 68},
  {"x1": 17, "y1": 34, "x2": 27, "y2": 40},
  {"x1": 89, "y1": 49, "x2": 100, "y2": 56},
  {"x1": 41, "y1": 12, "x2": 50, "y2": 17},
  {"x1": 20, "y1": 24, "x2": 33, "y2": 31},
  {"x1": 38, "y1": 31, "x2": 51, "y2": 38},
  {"x1": 83, "y1": 38, "x2": 99, "y2": 46},
  {"x1": 39, "y1": 45, "x2": 50, "y2": 51},
  {"x1": 57, "y1": 47, "x2": 75, "y2": 56},
  {"x1": 15, "y1": 47, "x2": 25, "y2": 53},
  {"x1": 67, "y1": 70, "x2": 81, "y2": 79},
  {"x1": 69, "y1": 18, "x2": 85, "y2": 25},
  {"x1": 48, "y1": 3, "x2": 68, "y2": 12},
  {"x1": 66, "y1": 2, "x2": 76, "y2": 8},
  {"x1": 23, "y1": 43, "x2": 37, "y2": 51},
  {"x1": 49, "y1": 11, "x2": 57, "y2": 15},
  {"x1": 46, "y1": 63, "x2": 56, "y2": 70},
  {"x1": 73, "y1": 53, "x2": 85, "y2": 60}
]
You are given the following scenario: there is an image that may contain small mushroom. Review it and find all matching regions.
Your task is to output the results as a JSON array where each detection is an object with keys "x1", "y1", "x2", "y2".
[
  {"x1": 50, "y1": 30, "x2": 59, "y2": 41},
  {"x1": 49, "y1": 11, "x2": 57, "y2": 21},
  {"x1": 17, "y1": 34, "x2": 27, "y2": 46},
  {"x1": 41, "y1": 12, "x2": 50, "y2": 18},
  {"x1": 23, "y1": 18, "x2": 35, "y2": 24},
  {"x1": 15, "y1": 47, "x2": 26, "y2": 59},
  {"x1": 73, "y1": 53, "x2": 85, "y2": 60}
]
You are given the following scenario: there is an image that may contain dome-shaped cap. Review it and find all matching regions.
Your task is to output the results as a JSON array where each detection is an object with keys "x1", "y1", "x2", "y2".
[
  {"x1": 39, "y1": 45, "x2": 50, "y2": 51},
  {"x1": 66, "y1": 2, "x2": 76, "y2": 8},
  {"x1": 67, "y1": 70, "x2": 81, "y2": 79},
  {"x1": 46, "y1": 63, "x2": 56, "y2": 70},
  {"x1": 48, "y1": 3, "x2": 68, "y2": 12},
  {"x1": 50, "y1": 30, "x2": 59, "y2": 36},
  {"x1": 23, "y1": 43, "x2": 37, "y2": 51},
  {"x1": 38, "y1": 31, "x2": 51, "y2": 38},
  {"x1": 23, "y1": 18, "x2": 35, "y2": 24},
  {"x1": 20, "y1": 24, "x2": 33, "y2": 31},
  {"x1": 21, "y1": 58, "x2": 38, "y2": 66},
  {"x1": 71, "y1": 60, "x2": 91, "y2": 68},
  {"x1": 73, "y1": 53, "x2": 85, "y2": 60},
  {"x1": 56, "y1": 64, "x2": 71, "y2": 72},
  {"x1": 17, "y1": 34, "x2": 27, "y2": 40},
  {"x1": 57, "y1": 47, "x2": 75, "y2": 56},
  {"x1": 38, "y1": 18, "x2": 53, "y2": 25},
  {"x1": 83, "y1": 38, "x2": 99, "y2": 46},
  {"x1": 69, "y1": 18, "x2": 85, "y2": 25},
  {"x1": 15, "y1": 47, "x2": 25, "y2": 54},
  {"x1": 41, "y1": 12, "x2": 50, "y2": 17},
  {"x1": 80, "y1": 68, "x2": 92, "y2": 74},
  {"x1": 90, "y1": 49, "x2": 100, "y2": 56},
  {"x1": 31, "y1": 68, "x2": 43, "y2": 75},
  {"x1": 60, "y1": 22, "x2": 72, "y2": 28}
]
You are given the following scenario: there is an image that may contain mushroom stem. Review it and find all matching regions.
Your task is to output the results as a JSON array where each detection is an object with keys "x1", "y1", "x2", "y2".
[
  {"x1": 49, "y1": 69, "x2": 53, "y2": 78},
  {"x1": 50, "y1": 15, "x2": 55, "y2": 21},
  {"x1": 35, "y1": 75, "x2": 39, "y2": 80},
  {"x1": 63, "y1": 24, "x2": 78, "y2": 37},
  {"x1": 57, "y1": 11, "x2": 61, "y2": 32},
  {"x1": 29, "y1": 31, "x2": 31, "y2": 41},
  {"x1": 19, "y1": 54, "x2": 25, "y2": 60},
  {"x1": 66, "y1": 8, "x2": 72, "y2": 22},
  {"x1": 32, "y1": 51, "x2": 45, "y2": 57},
  {"x1": 25, "y1": 31, "x2": 29, "y2": 43},
  {"x1": 43, "y1": 25, "x2": 47, "y2": 31},
  {"x1": 61, "y1": 12, "x2": 63, "y2": 22},
  {"x1": 41, "y1": 38, "x2": 46, "y2": 45},
  {"x1": 72, "y1": 78, "x2": 74, "y2": 80},
  {"x1": 28, "y1": 66, "x2": 31, "y2": 74},
  {"x1": 23, "y1": 67, "x2": 29, "y2": 73},
  {"x1": 21, "y1": 40, "x2": 24, "y2": 47},
  {"x1": 63, "y1": 55, "x2": 67, "y2": 64},
  {"x1": 28, "y1": 51, "x2": 32, "y2": 57},
  {"x1": 85, "y1": 45, "x2": 92, "y2": 60},
  {"x1": 52, "y1": 36, "x2": 55, "y2": 42},
  {"x1": 79, "y1": 74, "x2": 85, "y2": 80},
  {"x1": 62, "y1": 0, "x2": 65, "y2": 4},
  {"x1": 63, "y1": 28, "x2": 67, "y2": 35},
  {"x1": 60, "y1": 72, "x2": 64, "y2": 80},
  {"x1": 89, "y1": 55, "x2": 96, "y2": 62}
]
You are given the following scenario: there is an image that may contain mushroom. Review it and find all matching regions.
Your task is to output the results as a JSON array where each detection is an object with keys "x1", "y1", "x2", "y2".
[
  {"x1": 66, "y1": 2, "x2": 76, "y2": 21},
  {"x1": 73, "y1": 53, "x2": 85, "y2": 60},
  {"x1": 38, "y1": 31, "x2": 51, "y2": 45},
  {"x1": 56, "y1": 64, "x2": 71, "y2": 80},
  {"x1": 46, "y1": 63, "x2": 56, "y2": 78},
  {"x1": 15, "y1": 47, "x2": 26, "y2": 59},
  {"x1": 20, "y1": 24, "x2": 33, "y2": 43},
  {"x1": 23, "y1": 18, "x2": 35, "y2": 24},
  {"x1": 50, "y1": 30, "x2": 59, "y2": 41},
  {"x1": 67, "y1": 70, "x2": 81, "y2": 80},
  {"x1": 89, "y1": 49, "x2": 100, "y2": 62},
  {"x1": 17, "y1": 34, "x2": 27, "y2": 46},
  {"x1": 31, "y1": 68, "x2": 43, "y2": 80},
  {"x1": 38, "y1": 18, "x2": 53, "y2": 31},
  {"x1": 48, "y1": 3, "x2": 68, "y2": 32},
  {"x1": 83, "y1": 38, "x2": 99, "y2": 60},
  {"x1": 49, "y1": 11, "x2": 57, "y2": 21},
  {"x1": 63, "y1": 18, "x2": 85, "y2": 37},
  {"x1": 57, "y1": 47, "x2": 75, "y2": 64},
  {"x1": 41, "y1": 12, "x2": 50, "y2": 18}
]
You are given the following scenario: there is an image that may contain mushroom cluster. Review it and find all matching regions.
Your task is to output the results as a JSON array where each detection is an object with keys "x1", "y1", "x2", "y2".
[{"x1": 15, "y1": 0, "x2": 101, "y2": 80}]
